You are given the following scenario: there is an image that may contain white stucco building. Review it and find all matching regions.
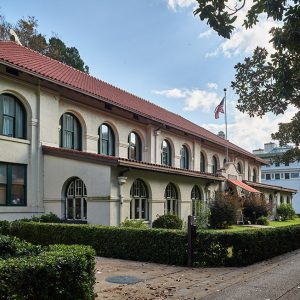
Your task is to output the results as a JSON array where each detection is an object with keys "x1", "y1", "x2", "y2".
[
  {"x1": 253, "y1": 143, "x2": 300, "y2": 213},
  {"x1": 0, "y1": 40, "x2": 296, "y2": 224}
]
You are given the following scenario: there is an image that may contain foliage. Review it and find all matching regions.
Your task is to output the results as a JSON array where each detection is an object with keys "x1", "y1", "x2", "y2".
[
  {"x1": 193, "y1": 0, "x2": 300, "y2": 162},
  {"x1": 18, "y1": 212, "x2": 62, "y2": 223},
  {"x1": 194, "y1": 201, "x2": 210, "y2": 229},
  {"x1": 242, "y1": 194, "x2": 270, "y2": 224},
  {"x1": 209, "y1": 192, "x2": 240, "y2": 229},
  {"x1": 152, "y1": 214, "x2": 183, "y2": 230},
  {"x1": 0, "y1": 13, "x2": 89, "y2": 73},
  {"x1": 277, "y1": 203, "x2": 296, "y2": 221},
  {"x1": 120, "y1": 218, "x2": 148, "y2": 229},
  {"x1": 0, "y1": 234, "x2": 95, "y2": 299},
  {"x1": 256, "y1": 216, "x2": 270, "y2": 226}
]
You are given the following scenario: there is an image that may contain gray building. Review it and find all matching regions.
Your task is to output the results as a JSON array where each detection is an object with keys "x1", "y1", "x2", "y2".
[{"x1": 253, "y1": 143, "x2": 300, "y2": 213}]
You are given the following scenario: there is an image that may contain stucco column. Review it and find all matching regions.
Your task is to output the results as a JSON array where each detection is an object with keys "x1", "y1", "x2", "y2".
[
  {"x1": 154, "y1": 130, "x2": 161, "y2": 164},
  {"x1": 118, "y1": 176, "x2": 127, "y2": 225}
]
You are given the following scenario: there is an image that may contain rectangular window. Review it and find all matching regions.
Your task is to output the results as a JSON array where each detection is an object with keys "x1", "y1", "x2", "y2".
[
  {"x1": 285, "y1": 173, "x2": 290, "y2": 180},
  {"x1": 272, "y1": 174, "x2": 275, "y2": 179},
  {"x1": 0, "y1": 163, "x2": 26, "y2": 206},
  {"x1": 275, "y1": 162, "x2": 280, "y2": 167},
  {"x1": 275, "y1": 173, "x2": 280, "y2": 180},
  {"x1": 285, "y1": 162, "x2": 290, "y2": 166},
  {"x1": 291, "y1": 173, "x2": 299, "y2": 179},
  {"x1": 261, "y1": 174, "x2": 266, "y2": 179},
  {"x1": 266, "y1": 174, "x2": 271, "y2": 180}
]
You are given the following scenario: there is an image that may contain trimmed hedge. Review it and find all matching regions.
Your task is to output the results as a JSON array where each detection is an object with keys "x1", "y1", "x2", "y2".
[
  {"x1": 4, "y1": 221, "x2": 187, "y2": 266},
  {"x1": 0, "y1": 234, "x2": 95, "y2": 299},
  {"x1": 2, "y1": 221, "x2": 300, "y2": 267}
]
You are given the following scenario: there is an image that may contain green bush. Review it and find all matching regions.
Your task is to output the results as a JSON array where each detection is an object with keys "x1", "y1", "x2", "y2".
[
  {"x1": 17, "y1": 212, "x2": 62, "y2": 223},
  {"x1": 194, "y1": 201, "x2": 210, "y2": 229},
  {"x1": 256, "y1": 216, "x2": 270, "y2": 226},
  {"x1": 120, "y1": 218, "x2": 148, "y2": 229},
  {"x1": 0, "y1": 235, "x2": 95, "y2": 300},
  {"x1": 209, "y1": 193, "x2": 239, "y2": 229},
  {"x1": 243, "y1": 194, "x2": 270, "y2": 224},
  {"x1": 277, "y1": 203, "x2": 296, "y2": 221},
  {"x1": 152, "y1": 214, "x2": 183, "y2": 230}
]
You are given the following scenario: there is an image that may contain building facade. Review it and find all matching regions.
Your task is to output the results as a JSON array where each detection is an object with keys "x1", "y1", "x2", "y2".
[
  {"x1": 0, "y1": 41, "x2": 295, "y2": 224},
  {"x1": 253, "y1": 143, "x2": 300, "y2": 213}
]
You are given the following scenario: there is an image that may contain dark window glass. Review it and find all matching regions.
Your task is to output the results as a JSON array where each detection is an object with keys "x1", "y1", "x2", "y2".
[
  {"x1": 191, "y1": 185, "x2": 202, "y2": 217},
  {"x1": 285, "y1": 162, "x2": 290, "y2": 166},
  {"x1": 237, "y1": 162, "x2": 242, "y2": 174},
  {"x1": 161, "y1": 140, "x2": 171, "y2": 166},
  {"x1": 130, "y1": 179, "x2": 148, "y2": 220},
  {"x1": 99, "y1": 124, "x2": 115, "y2": 156},
  {"x1": 252, "y1": 168, "x2": 257, "y2": 182},
  {"x1": 291, "y1": 172, "x2": 299, "y2": 179},
  {"x1": 212, "y1": 156, "x2": 218, "y2": 174},
  {"x1": 0, "y1": 163, "x2": 26, "y2": 206},
  {"x1": 128, "y1": 132, "x2": 141, "y2": 161},
  {"x1": 275, "y1": 173, "x2": 280, "y2": 180},
  {"x1": 60, "y1": 113, "x2": 81, "y2": 150},
  {"x1": 266, "y1": 174, "x2": 271, "y2": 180},
  {"x1": 164, "y1": 183, "x2": 178, "y2": 215},
  {"x1": 0, "y1": 94, "x2": 26, "y2": 139},
  {"x1": 200, "y1": 152, "x2": 205, "y2": 172},
  {"x1": 180, "y1": 145, "x2": 189, "y2": 169},
  {"x1": 285, "y1": 173, "x2": 290, "y2": 179}
]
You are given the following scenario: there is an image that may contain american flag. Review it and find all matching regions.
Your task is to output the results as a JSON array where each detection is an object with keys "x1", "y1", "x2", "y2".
[{"x1": 214, "y1": 97, "x2": 225, "y2": 119}]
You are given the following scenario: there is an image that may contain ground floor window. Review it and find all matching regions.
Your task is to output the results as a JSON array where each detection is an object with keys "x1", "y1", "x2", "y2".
[
  {"x1": 165, "y1": 182, "x2": 178, "y2": 215},
  {"x1": 130, "y1": 179, "x2": 148, "y2": 219},
  {"x1": 0, "y1": 163, "x2": 26, "y2": 206},
  {"x1": 191, "y1": 185, "x2": 203, "y2": 217},
  {"x1": 65, "y1": 178, "x2": 87, "y2": 220}
]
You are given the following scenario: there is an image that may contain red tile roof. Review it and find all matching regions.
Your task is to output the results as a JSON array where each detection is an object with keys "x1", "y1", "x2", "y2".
[
  {"x1": 0, "y1": 41, "x2": 265, "y2": 164},
  {"x1": 228, "y1": 179, "x2": 261, "y2": 193}
]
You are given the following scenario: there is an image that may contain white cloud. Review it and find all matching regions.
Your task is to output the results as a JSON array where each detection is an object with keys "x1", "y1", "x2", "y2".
[
  {"x1": 167, "y1": 0, "x2": 196, "y2": 11},
  {"x1": 201, "y1": 106, "x2": 297, "y2": 151},
  {"x1": 207, "y1": 82, "x2": 218, "y2": 90},
  {"x1": 198, "y1": 29, "x2": 212, "y2": 38},
  {"x1": 153, "y1": 87, "x2": 221, "y2": 112}
]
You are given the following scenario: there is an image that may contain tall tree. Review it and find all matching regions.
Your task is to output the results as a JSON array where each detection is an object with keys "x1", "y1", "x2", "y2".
[
  {"x1": 0, "y1": 14, "x2": 89, "y2": 73},
  {"x1": 194, "y1": 0, "x2": 300, "y2": 161}
]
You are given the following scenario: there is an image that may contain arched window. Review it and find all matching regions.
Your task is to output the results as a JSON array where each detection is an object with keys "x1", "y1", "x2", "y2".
[
  {"x1": 128, "y1": 132, "x2": 141, "y2": 161},
  {"x1": 180, "y1": 145, "x2": 189, "y2": 169},
  {"x1": 223, "y1": 158, "x2": 227, "y2": 167},
  {"x1": 99, "y1": 123, "x2": 115, "y2": 156},
  {"x1": 269, "y1": 194, "x2": 273, "y2": 206},
  {"x1": 280, "y1": 196, "x2": 284, "y2": 204},
  {"x1": 237, "y1": 162, "x2": 242, "y2": 174},
  {"x1": 59, "y1": 113, "x2": 81, "y2": 150},
  {"x1": 191, "y1": 185, "x2": 202, "y2": 217},
  {"x1": 130, "y1": 179, "x2": 148, "y2": 219},
  {"x1": 287, "y1": 196, "x2": 291, "y2": 204},
  {"x1": 200, "y1": 152, "x2": 206, "y2": 172},
  {"x1": 161, "y1": 140, "x2": 171, "y2": 166},
  {"x1": 253, "y1": 168, "x2": 257, "y2": 182},
  {"x1": 0, "y1": 93, "x2": 26, "y2": 139},
  {"x1": 65, "y1": 178, "x2": 87, "y2": 220},
  {"x1": 212, "y1": 155, "x2": 218, "y2": 174},
  {"x1": 164, "y1": 183, "x2": 178, "y2": 215}
]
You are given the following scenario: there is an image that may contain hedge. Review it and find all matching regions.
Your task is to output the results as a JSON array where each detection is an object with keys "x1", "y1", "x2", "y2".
[
  {"x1": 2, "y1": 221, "x2": 187, "y2": 266},
  {"x1": 1, "y1": 221, "x2": 300, "y2": 267},
  {"x1": 0, "y1": 234, "x2": 95, "y2": 299}
]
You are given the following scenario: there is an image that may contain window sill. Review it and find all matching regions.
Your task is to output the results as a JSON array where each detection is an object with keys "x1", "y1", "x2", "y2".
[{"x1": 0, "y1": 135, "x2": 30, "y2": 145}]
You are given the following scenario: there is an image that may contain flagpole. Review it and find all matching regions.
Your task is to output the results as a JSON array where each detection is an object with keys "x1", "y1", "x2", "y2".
[{"x1": 224, "y1": 88, "x2": 229, "y2": 162}]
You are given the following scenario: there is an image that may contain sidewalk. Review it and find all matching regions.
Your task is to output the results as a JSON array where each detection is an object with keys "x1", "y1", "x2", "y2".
[{"x1": 94, "y1": 249, "x2": 300, "y2": 299}]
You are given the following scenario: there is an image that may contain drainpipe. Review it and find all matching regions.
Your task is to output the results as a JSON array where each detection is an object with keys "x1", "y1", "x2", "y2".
[{"x1": 117, "y1": 176, "x2": 127, "y2": 225}]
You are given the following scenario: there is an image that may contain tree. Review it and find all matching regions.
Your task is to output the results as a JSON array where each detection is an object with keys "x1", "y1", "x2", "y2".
[
  {"x1": 194, "y1": 0, "x2": 300, "y2": 162},
  {"x1": 0, "y1": 14, "x2": 89, "y2": 73}
]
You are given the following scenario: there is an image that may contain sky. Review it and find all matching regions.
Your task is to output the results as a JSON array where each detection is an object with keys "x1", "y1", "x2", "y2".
[{"x1": 0, "y1": 0, "x2": 294, "y2": 152}]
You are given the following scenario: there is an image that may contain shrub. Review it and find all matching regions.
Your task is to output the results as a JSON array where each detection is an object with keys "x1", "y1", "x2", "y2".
[
  {"x1": 209, "y1": 192, "x2": 239, "y2": 229},
  {"x1": 243, "y1": 194, "x2": 270, "y2": 224},
  {"x1": 0, "y1": 235, "x2": 95, "y2": 299},
  {"x1": 152, "y1": 214, "x2": 183, "y2": 230},
  {"x1": 17, "y1": 212, "x2": 62, "y2": 223},
  {"x1": 277, "y1": 203, "x2": 296, "y2": 221},
  {"x1": 194, "y1": 201, "x2": 210, "y2": 229},
  {"x1": 120, "y1": 218, "x2": 148, "y2": 229},
  {"x1": 256, "y1": 216, "x2": 270, "y2": 226}
]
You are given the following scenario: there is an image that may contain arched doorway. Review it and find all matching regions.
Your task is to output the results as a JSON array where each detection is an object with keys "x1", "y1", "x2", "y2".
[{"x1": 65, "y1": 178, "x2": 87, "y2": 220}]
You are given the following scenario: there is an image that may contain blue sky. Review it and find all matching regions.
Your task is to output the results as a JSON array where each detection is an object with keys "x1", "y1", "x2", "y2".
[{"x1": 0, "y1": 0, "x2": 293, "y2": 151}]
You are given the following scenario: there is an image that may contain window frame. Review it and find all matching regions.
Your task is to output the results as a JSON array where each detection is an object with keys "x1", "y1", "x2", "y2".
[
  {"x1": 164, "y1": 182, "x2": 178, "y2": 215},
  {"x1": 212, "y1": 155, "x2": 218, "y2": 174},
  {"x1": 128, "y1": 131, "x2": 142, "y2": 161},
  {"x1": 200, "y1": 152, "x2": 206, "y2": 172},
  {"x1": 180, "y1": 145, "x2": 189, "y2": 169},
  {"x1": 161, "y1": 140, "x2": 172, "y2": 166},
  {"x1": 0, "y1": 93, "x2": 26, "y2": 139},
  {"x1": 0, "y1": 162, "x2": 27, "y2": 206},
  {"x1": 130, "y1": 179, "x2": 148, "y2": 220},
  {"x1": 191, "y1": 185, "x2": 202, "y2": 217},
  {"x1": 98, "y1": 123, "x2": 115, "y2": 156}
]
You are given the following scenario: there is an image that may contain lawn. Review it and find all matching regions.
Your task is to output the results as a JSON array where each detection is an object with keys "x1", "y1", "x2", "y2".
[{"x1": 269, "y1": 217, "x2": 300, "y2": 227}]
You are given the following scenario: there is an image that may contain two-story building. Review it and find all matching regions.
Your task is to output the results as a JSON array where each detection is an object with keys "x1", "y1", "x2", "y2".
[{"x1": 0, "y1": 40, "x2": 295, "y2": 224}]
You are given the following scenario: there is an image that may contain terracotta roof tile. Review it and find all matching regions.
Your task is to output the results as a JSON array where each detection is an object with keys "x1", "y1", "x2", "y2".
[{"x1": 0, "y1": 41, "x2": 265, "y2": 163}]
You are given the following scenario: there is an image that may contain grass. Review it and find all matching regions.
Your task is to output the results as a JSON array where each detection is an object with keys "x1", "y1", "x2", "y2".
[{"x1": 269, "y1": 217, "x2": 300, "y2": 227}]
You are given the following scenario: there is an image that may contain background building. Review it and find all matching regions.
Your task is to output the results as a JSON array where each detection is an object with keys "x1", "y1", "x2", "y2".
[{"x1": 253, "y1": 142, "x2": 300, "y2": 213}]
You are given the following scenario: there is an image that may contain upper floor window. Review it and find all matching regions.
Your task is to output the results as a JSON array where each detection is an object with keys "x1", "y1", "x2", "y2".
[
  {"x1": 275, "y1": 162, "x2": 280, "y2": 167},
  {"x1": 99, "y1": 123, "x2": 115, "y2": 156},
  {"x1": 237, "y1": 162, "x2": 242, "y2": 174},
  {"x1": 128, "y1": 132, "x2": 141, "y2": 161},
  {"x1": 0, "y1": 163, "x2": 26, "y2": 206},
  {"x1": 285, "y1": 162, "x2": 290, "y2": 166},
  {"x1": 59, "y1": 113, "x2": 82, "y2": 150},
  {"x1": 200, "y1": 152, "x2": 206, "y2": 172},
  {"x1": 161, "y1": 140, "x2": 171, "y2": 166},
  {"x1": 212, "y1": 155, "x2": 218, "y2": 174},
  {"x1": 0, "y1": 93, "x2": 26, "y2": 139},
  {"x1": 180, "y1": 145, "x2": 189, "y2": 169},
  {"x1": 252, "y1": 168, "x2": 257, "y2": 182}
]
